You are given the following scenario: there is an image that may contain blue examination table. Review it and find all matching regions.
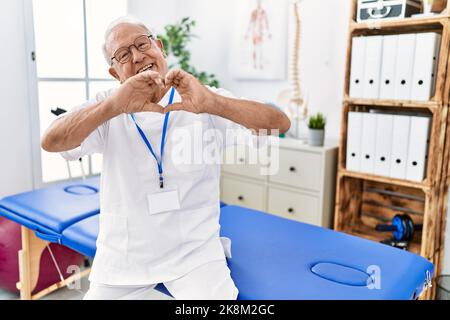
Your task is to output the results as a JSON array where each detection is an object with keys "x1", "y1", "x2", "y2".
[{"x1": 0, "y1": 177, "x2": 434, "y2": 299}]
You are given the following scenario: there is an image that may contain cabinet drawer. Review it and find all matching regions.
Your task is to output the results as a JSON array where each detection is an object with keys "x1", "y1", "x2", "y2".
[
  {"x1": 220, "y1": 177, "x2": 265, "y2": 211},
  {"x1": 267, "y1": 187, "x2": 319, "y2": 226},
  {"x1": 269, "y1": 149, "x2": 322, "y2": 191},
  {"x1": 221, "y1": 145, "x2": 267, "y2": 180}
]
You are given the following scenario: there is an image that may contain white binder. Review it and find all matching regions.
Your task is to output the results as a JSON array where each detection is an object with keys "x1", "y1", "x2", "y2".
[
  {"x1": 394, "y1": 34, "x2": 416, "y2": 100},
  {"x1": 374, "y1": 113, "x2": 394, "y2": 177},
  {"x1": 362, "y1": 36, "x2": 383, "y2": 99},
  {"x1": 411, "y1": 33, "x2": 441, "y2": 101},
  {"x1": 360, "y1": 112, "x2": 377, "y2": 174},
  {"x1": 406, "y1": 116, "x2": 431, "y2": 181},
  {"x1": 346, "y1": 112, "x2": 363, "y2": 171},
  {"x1": 349, "y1": 36, "x2": 366, "y2": 98},
  {"x1": 431, "y1": 34, "x2": 442, "y2": 98},
  {"x1": 389, "y1": 115, "x2": 411, "y2": 179},
  {"x1": 379, "y1": 35, "x2": 398, "y2": 100}
]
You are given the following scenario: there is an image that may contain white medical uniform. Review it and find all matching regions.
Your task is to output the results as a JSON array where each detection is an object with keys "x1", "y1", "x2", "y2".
[{"x1": 60, "y1": 86, "x2": 249, "y2": 299}]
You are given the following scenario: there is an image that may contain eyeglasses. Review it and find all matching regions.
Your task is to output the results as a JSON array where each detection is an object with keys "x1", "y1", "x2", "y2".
[{"x1": 110, "y1": 35, "x2": 155, "y2": 65}]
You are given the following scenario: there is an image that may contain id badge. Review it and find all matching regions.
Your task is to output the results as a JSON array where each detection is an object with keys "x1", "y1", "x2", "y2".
[{"x1": 147, "y1": 186, "x2": 181, "y2": 215}]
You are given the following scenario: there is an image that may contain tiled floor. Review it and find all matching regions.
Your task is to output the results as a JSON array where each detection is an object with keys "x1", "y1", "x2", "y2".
[{"x1": 0, "y1": 276, "x2": 173, "y2": 300}]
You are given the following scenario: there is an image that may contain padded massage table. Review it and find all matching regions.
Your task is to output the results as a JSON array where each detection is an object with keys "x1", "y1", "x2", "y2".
[{"x1": 0, "y1": 177, "x2": 434, "y2": 300}]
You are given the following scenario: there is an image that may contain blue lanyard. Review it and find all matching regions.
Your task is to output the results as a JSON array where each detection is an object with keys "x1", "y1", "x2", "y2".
[{"x1": 130, "y1": 87, "x2": 175, "y2": 189}]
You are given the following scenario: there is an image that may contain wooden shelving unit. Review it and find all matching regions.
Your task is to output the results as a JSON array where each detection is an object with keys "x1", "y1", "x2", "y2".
[
  {"x1": 350, "y1": 14, "x2": 448, "y2": 34},
  {"x1": 334, "y1": 0, "x2": 450, "y2": 299},
  {"x1": 344, "y1": 97, "x2": 441, "y2": 111},
  {"x1": 339, "y1": 169, "x2": 430, "y2": 190}
]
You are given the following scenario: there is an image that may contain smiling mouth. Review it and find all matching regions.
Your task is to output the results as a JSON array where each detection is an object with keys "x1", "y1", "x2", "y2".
[{"x1": 137, "y1": 63, "x2": 155, "y2": 74}]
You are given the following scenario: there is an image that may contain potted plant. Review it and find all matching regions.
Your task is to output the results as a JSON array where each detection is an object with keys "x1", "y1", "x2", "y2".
[
  {"x1": 158, "y1": 17, "x2": 220, "y2": 87},
  {"x1": 307, "y1": 112, "x2": 326, "y2": 146}
]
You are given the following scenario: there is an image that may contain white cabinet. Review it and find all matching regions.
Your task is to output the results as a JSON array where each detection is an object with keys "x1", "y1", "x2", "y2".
[
  {"x1": 269, "y1": 148, "x2": 322, "y2": 191},
  {"x1": 220, "y1": 176, "x2": 266, "y2": 211},
  {"x1": 267, "y1": 186, "x2": 319, "y2": 225},
  {"x1": 220, "y1": 139, "x2": 338, "y2": 228},
  {"x1": 221, "y1": 144, "x2": 265, "y2": 180}
]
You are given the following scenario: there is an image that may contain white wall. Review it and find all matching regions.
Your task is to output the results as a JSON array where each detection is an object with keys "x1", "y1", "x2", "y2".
[
  {"x1": 0, "y1": 0, "x2": 34, "y2": 197},
  {"x1": 128, "y1": 0, "x2": 177, "y2": 37},
  {"x1": 183, "y1": 0, "x2": 352, "y2": 141}
]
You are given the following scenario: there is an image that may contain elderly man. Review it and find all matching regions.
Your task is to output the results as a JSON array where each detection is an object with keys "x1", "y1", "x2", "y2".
[{"x1": 41, "y1": 16, "x2": 290, "y2": 300}]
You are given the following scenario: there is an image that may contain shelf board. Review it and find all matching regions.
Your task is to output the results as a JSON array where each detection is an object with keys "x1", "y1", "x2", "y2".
[
  {"x1": 339, "y1": 169, "x2": 429, "y2": 191},
  {"x1": 342, "y1": 221, "x2": 421, "y2": 256},
  {"x1": 350, "y1": 15, "x2": 448, "y2": 34},
  {"x1": 344, "y1": 97, "x2": 440, "y2": 111}
]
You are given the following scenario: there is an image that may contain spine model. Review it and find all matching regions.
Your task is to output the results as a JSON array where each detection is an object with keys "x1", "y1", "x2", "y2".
[
  {"x1": 276, "y1": 0, "x2": 308, "y2": 138},
  {"x1": 283, "y1": 0, "x2": 308, "y2": 138},
  {"x1": 290, "y1": 1, "x2": 304, "y2": 109}
]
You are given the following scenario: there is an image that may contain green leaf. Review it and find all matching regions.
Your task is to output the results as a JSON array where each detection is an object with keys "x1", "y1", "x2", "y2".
[
  {"x1": 308, "y1": 112, "x2": 326, "y2": 129},
  {"x1": 159, "y1": 17, "x2": 220, "y2": 87}
]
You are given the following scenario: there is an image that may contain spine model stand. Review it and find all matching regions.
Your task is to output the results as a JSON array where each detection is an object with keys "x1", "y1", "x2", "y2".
[{"x1": 277, "y1": 0, "x2": 308, "y2": 139}]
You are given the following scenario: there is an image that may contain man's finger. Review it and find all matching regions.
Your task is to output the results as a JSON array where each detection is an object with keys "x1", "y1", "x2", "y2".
[
  {"x1": 141, "y1": 102, "x2": 165, "y2": 114},
  {"x1": 165, "y1": 68, "x2": 184, "y2": 81},
  {"x1": 165, "y1": 78, "x2": 182, "y2": 89},
  {"x1": 165, "y1": 69, "x2": 185, "y2": 86},
  {"x1": 164, "y1": 102, "x2": 184, "y2": 113},
  {"x1": 137, "y1": 70, "x2": 165, "y2": 87},
  {"x1": 162, "y1": 81, "x2": 172, "y2": 92}
]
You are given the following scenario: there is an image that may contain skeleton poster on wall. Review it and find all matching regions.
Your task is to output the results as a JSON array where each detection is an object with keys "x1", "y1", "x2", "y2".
[{"x1": 229, "y1": 0, "x2": 288, "y2": 80}]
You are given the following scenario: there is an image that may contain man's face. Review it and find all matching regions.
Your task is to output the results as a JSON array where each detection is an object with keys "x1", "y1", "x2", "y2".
[{"x1": 107, "y1": 23, "x2": 168, "y2": 83}]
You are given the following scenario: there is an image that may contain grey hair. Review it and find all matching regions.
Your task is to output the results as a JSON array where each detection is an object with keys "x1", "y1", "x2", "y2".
[{"x1": 102, "y1": 15, "x2": 155, "y2": 66}]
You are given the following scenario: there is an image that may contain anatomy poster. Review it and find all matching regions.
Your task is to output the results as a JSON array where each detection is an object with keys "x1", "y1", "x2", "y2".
[{"x1": 230, "y1": 0, "x2": 287, "y2": 80}]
